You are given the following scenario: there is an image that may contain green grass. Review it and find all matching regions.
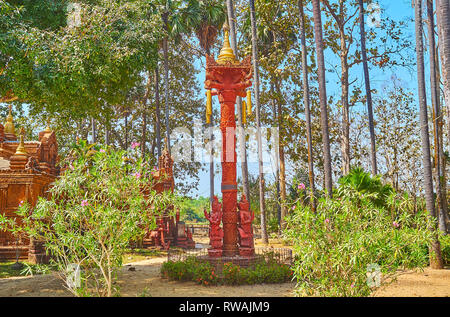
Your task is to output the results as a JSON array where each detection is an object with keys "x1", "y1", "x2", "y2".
[
  {"x1": 0, "y1": 261, "x2": 55, "y2": 279},
  {"x1": 0, "y1": 262, "x2": 24, "y2": 279},
  {"x1": 123, "y1": 248, "x2": 166, "y2": 263}
]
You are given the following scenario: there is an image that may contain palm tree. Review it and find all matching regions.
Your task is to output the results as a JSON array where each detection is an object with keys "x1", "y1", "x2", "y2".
[
  {"x1": 227, "y1": 0, "x2": 251, "y2": 204},
  {"x1": 436, "y1": 0, "x2": 450, "y2": 132},
  {"x1": 298, "y1": 0, "x2": 316, "y2": 212},
  {"x1": 249, "y1": 0, "x2": 268, "y2": 244},
  {"x1": 426, "y1": 0, "x2": 447, "y2": 233},
  {"x1": 358, "y1": 0, "x2": 377, "y2": 176},
  {"x1": 414, "y1": 0, "x2": 444, "y2": 269},
  {"x1": 436, "y1": 0, "x2": 450, "y2": 234},
  {"x1": 312, "y1": 0, "x2": 333, "y2": 197},
  {"x1": 192, "y1": 0, "x2": 226, "y2": 207},
  {"x1": 157, "y1": 0, "x2": 197, "y2": 154}
]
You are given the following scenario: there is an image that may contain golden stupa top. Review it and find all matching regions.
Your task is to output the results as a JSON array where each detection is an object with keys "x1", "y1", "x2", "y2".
[
  {"x1": 15, "y1": 127, "x2": 27, "y2": 156},
  {"x1": 44, "y1": 120, "x2": 52, "y2": 133},
  {"x1": 4, "y1": 105, "x2": 15, "y2": 135},
  {"x1": 216, "y1": 22, "x2": 237, "y2": 65}
]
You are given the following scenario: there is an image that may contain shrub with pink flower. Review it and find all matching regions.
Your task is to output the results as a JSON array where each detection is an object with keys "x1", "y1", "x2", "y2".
[
  {"x1": 131, "y1": 142, "x2": 140, "y2": 150},
  {"x1": 298, "y1": 183, "x2": 306, "y2": 191},
  {"x1": 81, "y1": 200, "x2": 89, "y2": 207}
]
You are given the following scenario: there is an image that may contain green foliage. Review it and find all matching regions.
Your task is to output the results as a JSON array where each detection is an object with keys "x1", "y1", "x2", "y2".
[
  {"x1": 161, "y1": 256, "x2": 292, "y2": 286},
  {"x1": 440, "y1": 234, "x2": 450, "y2": 265},
  {"x1": 179, "y1": 196, "x2": 209, "y2": 223},
  {"x1": 285, "y1": 192, "x2": 435, "y2": 297},
  {"x1": 7, "y1": 140, "x2": 178, "y2": 297},
  {"x1": 1, "y1": 1, "x2": 162, "y2": 117},
  {"x1": 20, "y1": 263, "x2": 54, "y2": 277},
  {"x1": 337, "y1": 167, "x2": 394, "y2": 208}
]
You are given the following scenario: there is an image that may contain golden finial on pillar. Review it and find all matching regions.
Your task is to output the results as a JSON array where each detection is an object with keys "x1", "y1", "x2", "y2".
[
  {"x1": 216, "y1": 21, "x2": 237, "y2": 65},
  {"x1": 246, "y1": 90, "x2": 252, "y2": 116},
  {"x1": 206, "y1": 90, "x2": 212, "y2": 124},
  {"x1": 15, "y1": 127, "x2": 27, "y2": 156},
  {"x1": 242, "y1": 101, "x2": 247, "y2": 124},
  {"x1": 4, "y1": 105, "x2": 15, "y2": 135}
]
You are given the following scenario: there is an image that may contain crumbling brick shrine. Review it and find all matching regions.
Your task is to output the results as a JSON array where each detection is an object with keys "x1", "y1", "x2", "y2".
[{"x1": 0, "y1": 106, "x2": 60, "y2": 263}]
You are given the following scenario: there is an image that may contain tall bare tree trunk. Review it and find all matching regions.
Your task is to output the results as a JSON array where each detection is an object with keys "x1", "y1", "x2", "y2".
[
  {"x1": 415, "y1": 0, "x2": 444, "y2": 269},
  {"x1": 427, "y1": 0, "x2": 447, "y2": 233},
  {"x1": 271, "y1": 92, "x2": 282, "y2": 231},
  {"x1": 249, "y1": 0, "x2": 268, "y2": 244},
  {"x1": 274, "y1": 80, "x2": 288, "y2": 230},
  {"x1": 340, "y1": 36, "x2": 351, "y2": 176},
  {"x1": 163, "y1": 9, "x2": 171, "y2": 154},
  {"x1": 154, "y1": 66, "x2": 162, "y2": 158},
  {"x1": 141, "y1": 71, "x2": 153, "y2": 158},
  {"x1": 435, "y1": 46, "x2": 450, "y2": 233},
  {"x1": 436, "y1": 0, "x2": 450, "y2": 124},
  {"x1": 298, "y1": 0, "x2": 317, "y2": 212},
  {"x1": 91, "y1": 117, "x2": 96, "y2": 144},
  {"x1": 124, "y1": 111, "x2": 128, "y2": 150},
  {"x1": 359, "y1": 0, "x2": 378, "y2": 176},
  {"x1": 312, "y1": 0, "x2": 333, "y2": 197},
  {"x1": 436, "y1": 0, "x2": 450, "y2": 232},
  {"x1": 227, "y1": 0, "x2": 251, "y2": 202}
]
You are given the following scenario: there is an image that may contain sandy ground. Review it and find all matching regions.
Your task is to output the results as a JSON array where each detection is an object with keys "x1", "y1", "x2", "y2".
[
  {"x1": 372, "y1": 267, "x2": 450, "y2": 297},
  {"x1": 0, "y1": 257, "x2": 296, "y2": 297},
  {"x1": 0, "y1": 255, "x2": 448, "y2": 297},
  {"x1": 0, "y1": 238, "x2": 448, "y2": 297}
]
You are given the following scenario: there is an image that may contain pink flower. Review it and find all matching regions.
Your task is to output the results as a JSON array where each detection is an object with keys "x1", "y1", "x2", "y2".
[
  {"x1": 325, "y1": 218, "x2": 330, "y2": 224},
  {"x1": 131, "y1": 142, "x2": 140, "y2": 149},
  {"x1": 298, "y1": 183, "x2": 306, "y2": 190},
  {"x1": 134, "y1": 172, "x2": 142, "y2": 179},
  {"x1": 393, "y1": 221, "x2": 400, "y2": 228},
  {"x1": 19, "y1": 200, "x2": 24, "y2": 207},
  {"x1": 351, "y1": 283, "x2": 355, "y2": 288},
  {"x1": 99, "y1": 149, "x2": 106, "y2": 153},
  {"x1": 81, "y1": 200, "x2": 89, "y2": 207}
]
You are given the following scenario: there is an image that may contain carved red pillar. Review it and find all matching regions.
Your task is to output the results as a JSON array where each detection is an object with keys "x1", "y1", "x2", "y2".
[
  {"x1": 204, "y1": 24, "x2": 253, "y2": 258},
  {"x1": 219, "y1": 91, "x2": 238, "y2": 256}
]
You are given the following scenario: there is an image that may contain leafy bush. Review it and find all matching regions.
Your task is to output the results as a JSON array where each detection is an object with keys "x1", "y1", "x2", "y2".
[
  {"x1": 441, "y1": 234, "x2": 450, "y2": 265},
  {"x1": 161, "y1": 257, "x2": 292, "y2": 286},
  {"x1": 5, "y1": 140, "x2": 178, "y2": 297},
  {"x1": 337, "y1": 167, "x2": 394, "y2": 208},
  {"x1": 285, "y1": 193, "x2": 435, "y2": 297}
]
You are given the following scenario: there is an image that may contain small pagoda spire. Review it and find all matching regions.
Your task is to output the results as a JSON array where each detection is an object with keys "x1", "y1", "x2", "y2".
[
  {"x1": 4, "y1": 105, "x2": 15, "y2": 136},
  {"x1": 216, "y1": 21, "x2": 237, "y2": 65},
  {"x1": 15, "y1": 127, "x2": 27, "y2": 156},
  {"x1": 44, "y1": 120, "x2": 52, "y2": 133}
]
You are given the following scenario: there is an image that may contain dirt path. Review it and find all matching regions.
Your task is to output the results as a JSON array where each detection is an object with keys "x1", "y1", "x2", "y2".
[
  {"x1": 0, "y1": 257, "x2": 296, "y2": 297},
  {"x1": 372, "y1": 267, "x2": 450, "y2": 297},
  {"x1": 0, "y1": 256, "x2": 448, "y2": 297}
]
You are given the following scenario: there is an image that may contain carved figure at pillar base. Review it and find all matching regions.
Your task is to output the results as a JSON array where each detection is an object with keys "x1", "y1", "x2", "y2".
[
  {"x1": 237, "y1": 195, "x2": 255, "y2": 257},
  {"x1": 204, "y1": 196, "x2": 223, "y2": 257}
]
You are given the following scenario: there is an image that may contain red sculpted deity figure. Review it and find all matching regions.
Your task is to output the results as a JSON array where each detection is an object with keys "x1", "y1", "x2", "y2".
[
  {"x1": 237, "y1": 195, "x2": 255, "y2": 256},
  {"x1": 204, "y1": 196, "x2": 223, "y2": 257}
]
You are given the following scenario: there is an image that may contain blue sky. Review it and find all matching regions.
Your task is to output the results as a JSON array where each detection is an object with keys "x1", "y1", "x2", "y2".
[{"x1": 187, "y1": 0, "x2": 424, "y2": 198}]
